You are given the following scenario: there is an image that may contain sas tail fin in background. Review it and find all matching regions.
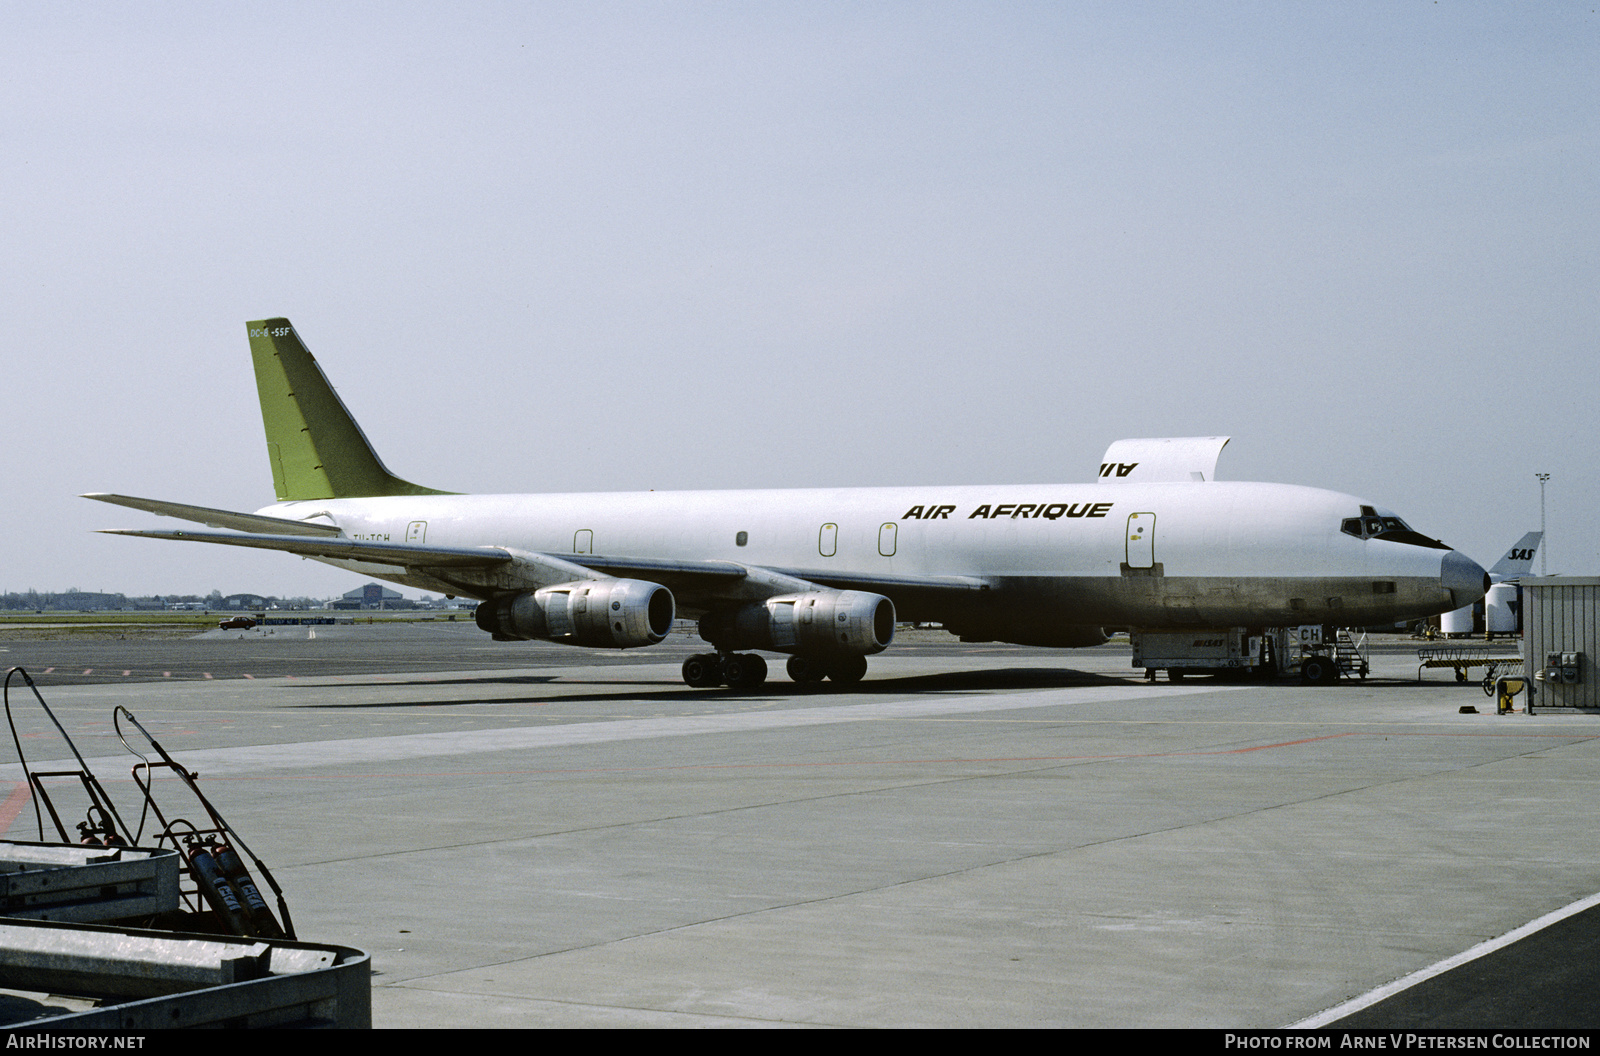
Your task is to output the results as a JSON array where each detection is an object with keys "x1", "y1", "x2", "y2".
[
  {"x1": 248, "y1": 318, "x2": 451, "y2": 501},
  {"x1": 1487, "y1": 531, "x2": 1542, "y2": 578}
]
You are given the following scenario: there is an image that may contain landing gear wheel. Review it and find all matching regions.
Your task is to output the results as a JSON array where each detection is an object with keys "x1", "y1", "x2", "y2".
[
  {"x1": 786, "y1": 656, "x2": 827, "y2": 684},
  {"x1": 825, "y1": 655, "x2": 868, "y2": 684},
  {"x1": 682, "y1": 653, "x2": 724, "y2": 688},
  {"x1": 723, "y1": 653, "x2": 768, "y2": 688},
  {"x1": 1300, "y1": 656, "x2": 1338, "y2": 685}
]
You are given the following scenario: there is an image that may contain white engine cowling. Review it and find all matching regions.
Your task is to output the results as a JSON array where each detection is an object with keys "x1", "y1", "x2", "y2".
[
  {"x1": 476, "y1": 579, "x2": 675, "y2": 648},
  {"x1": 698, "y1": 590, "x2": 895, "y2": 656}
]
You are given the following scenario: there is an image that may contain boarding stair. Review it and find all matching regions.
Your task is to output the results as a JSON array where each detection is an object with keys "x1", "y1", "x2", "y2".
[{"x1": 1334, "y1": 629, "x2": 1369, "y2": 680}]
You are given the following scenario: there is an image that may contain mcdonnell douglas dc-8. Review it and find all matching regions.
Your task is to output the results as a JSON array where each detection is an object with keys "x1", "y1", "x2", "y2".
[{"x1": 86, "y1": 318, "x2": 1488, "y2": 687}]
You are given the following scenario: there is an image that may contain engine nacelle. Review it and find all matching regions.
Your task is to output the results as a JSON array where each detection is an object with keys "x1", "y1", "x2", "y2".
[
  {"x1": 699, "y1": 590, "x2": 895, "y2": 657},
  {"x1": 475, "y1": 579, "x2": 674, "y2": 648}
]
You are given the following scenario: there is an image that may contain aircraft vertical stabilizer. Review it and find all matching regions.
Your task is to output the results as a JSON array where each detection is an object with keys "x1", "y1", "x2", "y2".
[
  {"x1": 1487, "y1": 532, "x2": 1542, "y2": 578},
  {"x1": 247, "y1": 319, "x2": 450, "y2": 501},
  {"x1": 1097, "y1": 437, "x2": 1231, "y2": 483}
]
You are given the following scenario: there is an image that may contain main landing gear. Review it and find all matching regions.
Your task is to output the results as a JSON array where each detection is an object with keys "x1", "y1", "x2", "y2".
[
  {"x1": 680, "y1": 652, "x2": 869, "y2": 688},
  {"x1": 682, "y1": 652, "x2": 767, "y2": 688},
  {"x1": 785, "y1": 655, "x2": 867, "y2": 685}
]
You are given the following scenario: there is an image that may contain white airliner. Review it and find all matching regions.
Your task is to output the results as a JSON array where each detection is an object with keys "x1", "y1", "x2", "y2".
[{"x1": 86, "y1": 318, "x2": 1488, "y2": 687}]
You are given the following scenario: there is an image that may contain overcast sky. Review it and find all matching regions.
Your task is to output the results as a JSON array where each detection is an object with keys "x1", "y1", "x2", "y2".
[{"x1": 4, "y1": 2, "x2": 1595, "y2": 600}]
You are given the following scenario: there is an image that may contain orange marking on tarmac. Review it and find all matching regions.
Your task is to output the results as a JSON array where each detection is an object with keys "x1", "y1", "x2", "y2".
[
  {"x1": 1204, "y1": 733, "x2": 1364, "y2": 754},
  {"x1": 0, "y1": 783, "x2": 31, "y2": 836}
]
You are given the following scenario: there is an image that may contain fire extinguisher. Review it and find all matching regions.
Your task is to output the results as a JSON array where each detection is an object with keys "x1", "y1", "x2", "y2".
[
  {"x1": 184, "y1": 837, "x2": 254, "y2": 936},
  {"x1": 213, "y1": 838, "x2": 285, "y2": 938}
]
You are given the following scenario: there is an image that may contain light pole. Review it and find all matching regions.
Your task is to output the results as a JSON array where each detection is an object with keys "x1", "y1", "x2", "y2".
[{"x1": 1536, "y1": 473, "x2": 1550, "y2": 575}]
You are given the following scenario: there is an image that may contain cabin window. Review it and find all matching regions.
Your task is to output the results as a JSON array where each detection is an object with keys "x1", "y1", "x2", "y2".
[{"x1": 736, "y1": 531, "x2": 748, "y2": 547}]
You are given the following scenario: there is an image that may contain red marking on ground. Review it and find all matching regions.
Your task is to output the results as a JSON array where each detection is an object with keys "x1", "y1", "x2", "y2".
[
  {"x1": 81, "y1": 669, "x2": 92, "y2": 675},
  {"x1": 0, "y1": 783, "x2": 31, "y2": 836},
  {"x1": 203, "y1": 673, "x2": 213, "y2": 679},
  {"x1": 121, "y1": 670, "x2": 130, "y2": 677},
  {"x1": 1206, "y1": 733, "x2": 1363, "y2": 754},
  {"x1": 242, "y1": 674, "x2": 255, "y2": 680},
  {"x1": 42, "y1": 668, "x2": 53, "y2": 674}
]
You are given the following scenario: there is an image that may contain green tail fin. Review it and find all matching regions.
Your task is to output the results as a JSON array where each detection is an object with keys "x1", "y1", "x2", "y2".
[{"x1": 247, "y1": 319, "x2": 452, "y2": 501}]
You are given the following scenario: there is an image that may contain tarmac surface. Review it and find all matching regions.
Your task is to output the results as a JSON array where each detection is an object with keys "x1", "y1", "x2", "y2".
[{"x1": 2, "y1": 625, "x2": 1595, "y2": 1029}]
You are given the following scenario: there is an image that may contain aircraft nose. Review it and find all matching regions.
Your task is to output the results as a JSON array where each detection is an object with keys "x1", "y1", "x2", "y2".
[{"x1": 1441, "y1": 550, "x2": 1489, "y2": 607}]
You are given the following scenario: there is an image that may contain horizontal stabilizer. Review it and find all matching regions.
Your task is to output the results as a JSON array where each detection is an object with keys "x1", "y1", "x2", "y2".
[
  {"x1": 1097, "y1": 437, "x2": 1231, "y2": 483},
  {"x1": 82, "y1": 493, "x2": 344, "y2": 536},
  {"x1": 96, "y1": 528, "x2": 513, "y2": 569}
]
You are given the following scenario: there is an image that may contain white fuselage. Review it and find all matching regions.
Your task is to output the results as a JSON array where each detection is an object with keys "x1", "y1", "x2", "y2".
[{"x1": 261, "y1": 479, "x2": 1470, "y2": 635}]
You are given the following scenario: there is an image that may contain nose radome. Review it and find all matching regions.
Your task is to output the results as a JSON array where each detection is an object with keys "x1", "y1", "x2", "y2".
[{"x1": 1441, "y1": 550, "x2": 1489, "y2": 606}]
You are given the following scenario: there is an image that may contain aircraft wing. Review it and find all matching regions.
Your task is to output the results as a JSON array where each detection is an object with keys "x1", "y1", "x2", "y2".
[
  {"x1": 575, "y1": 556, "x2": 980, "y2": 591},
  {"x1": 568, "y1": 556, "x2": 988, "y2": 614},
  {"x1": 90, "y1": 491, "x2": 989, "y2": 611},
  {"x1": 763, "y1": 567, "x2": 989, "y2": 596},
  {"x1": 82, "y1": 493, "x2": 344, "y2": 537}
]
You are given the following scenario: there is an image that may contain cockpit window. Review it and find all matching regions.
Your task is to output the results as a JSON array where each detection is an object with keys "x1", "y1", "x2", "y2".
[{"x1": 1341, "y1": 512, "x2": 1450, "y2": 549}]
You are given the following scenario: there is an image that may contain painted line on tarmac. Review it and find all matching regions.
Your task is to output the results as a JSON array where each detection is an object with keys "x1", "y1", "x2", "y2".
[
  {"x1": 3, "y1": 683, "x2": 1238, "y2": 779},
  {"x1": 0, "y1": 783, "x2": 30, "y2": 837},
  {"x1": 1289, "y1": 889, "x2": 1600, "y2": 1028}
]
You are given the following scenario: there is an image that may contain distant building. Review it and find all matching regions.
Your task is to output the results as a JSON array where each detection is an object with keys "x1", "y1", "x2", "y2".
[
  {"x1": 52, "y1": 592, "x2": 126, "y2": 611},
  {"x1": 332, "y1": 583, "x2": 411, "y2": 610}
]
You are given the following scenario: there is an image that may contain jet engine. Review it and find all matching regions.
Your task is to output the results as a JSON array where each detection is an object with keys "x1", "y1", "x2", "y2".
[
  {"x1": 698, "y1": 590, "x2": 895, "y2": 656},
  {"x1": 475, "y1": 579, "x2": 675, "y2": 648}
]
